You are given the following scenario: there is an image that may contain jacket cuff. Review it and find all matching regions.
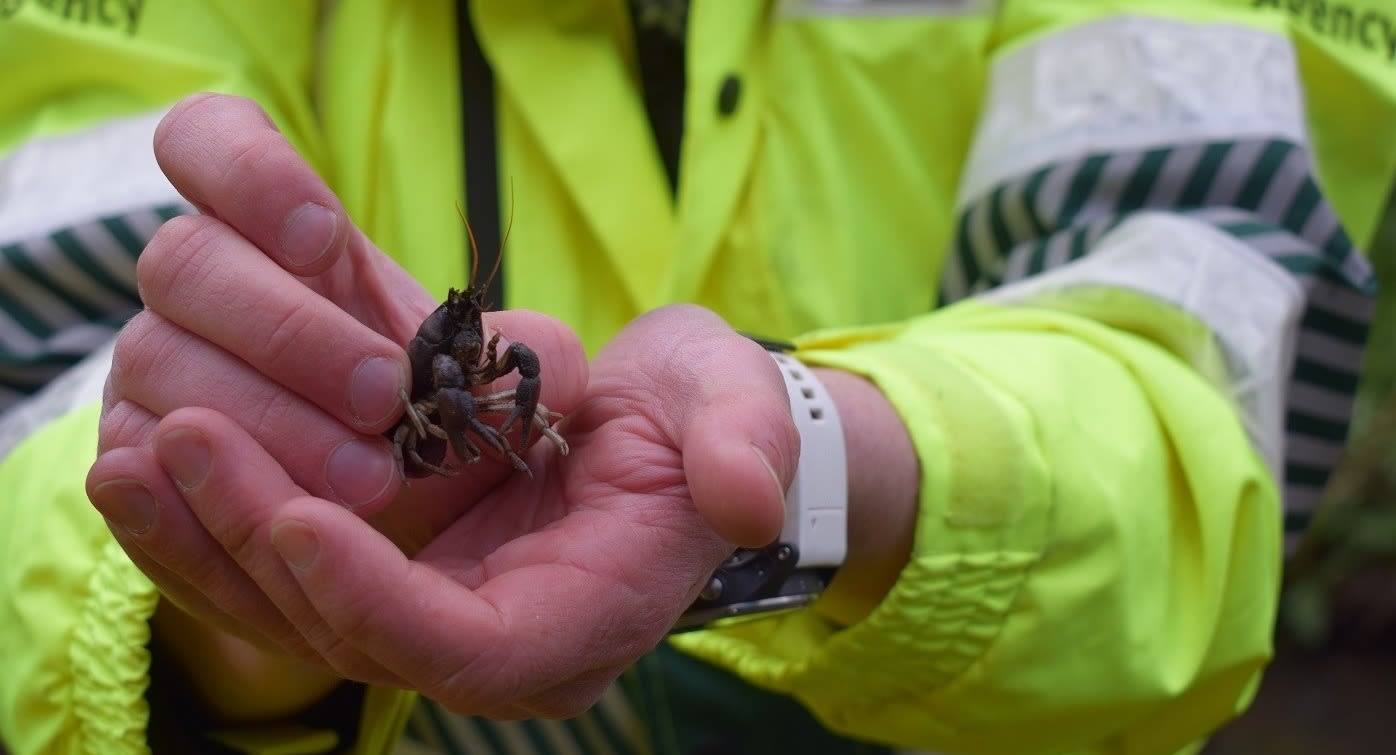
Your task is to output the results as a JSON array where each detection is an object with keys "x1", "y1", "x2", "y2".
[
  {"x1": 670, "y1": 314, "x2": 1052, "y2": 740},
  {"x1": 672, "y1": 299, "x2": 1277, "y2": 752},
  {"x1": 72, "y1": 539, "x2": 161, "y2": 751}
]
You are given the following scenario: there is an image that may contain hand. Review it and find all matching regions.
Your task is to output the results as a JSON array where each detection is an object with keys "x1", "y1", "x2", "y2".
[
  {"x1": 86, "y1": 93, "x2": 798, "y2": 719},
  {"x1": 85, "y1": 91, "x2": 587, "y2": 717},
  {"x1": 131, "y1": 304, "x2": 796, "y2": 719}
]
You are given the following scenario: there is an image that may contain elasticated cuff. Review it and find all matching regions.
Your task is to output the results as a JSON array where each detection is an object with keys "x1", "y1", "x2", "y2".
[
  {"x1": 670, "y1": 326, "x2": 1053, "y2": 739},
  {"x1": 70, "y1": 539, "x2": 161, "y2": 752}
]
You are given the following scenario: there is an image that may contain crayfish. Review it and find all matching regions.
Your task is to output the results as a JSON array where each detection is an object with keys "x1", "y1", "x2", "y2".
[{"x1": 387, "y1": 212, "x2": 567, "y2": 481}]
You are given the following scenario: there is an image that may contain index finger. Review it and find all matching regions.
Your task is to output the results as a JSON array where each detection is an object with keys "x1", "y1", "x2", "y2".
[
  {"x1": 154, "y1": 93, "x2": 349, "y2": 276},
  {"x1": 270, "y1": 499, "x2": 668, "y2": 712}
]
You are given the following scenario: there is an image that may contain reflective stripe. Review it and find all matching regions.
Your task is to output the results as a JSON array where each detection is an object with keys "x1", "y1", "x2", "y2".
[
  {"x1": 401, "y1": 681, "x2": 645, "y2": 755},
  {"x1": 0, "y1": 203, "x2": 190, "y2": 416},
  {"x1": 0, "y1": 338, "x2": 112, "y2": 463},
  {"x1": 942, "y1": 123, "x2": 1376, "y2": 530},
  {"x1": 958, "y1": 16, "x2": 1307, "y2": 207},
  {"x1": 984, "y1": 212, "x2": 1304, "y2": 480},
  {"x1": 0, "y1": 109, "x2": 187, "y2": 418},
  {"x1": 0, "y1": 108, "x2": 181, "y2": 246}
]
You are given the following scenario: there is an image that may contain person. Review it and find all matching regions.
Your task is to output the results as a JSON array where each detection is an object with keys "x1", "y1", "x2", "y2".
[{"x1": 0, "y1": 1, "x2": 1387, "y2": 753}]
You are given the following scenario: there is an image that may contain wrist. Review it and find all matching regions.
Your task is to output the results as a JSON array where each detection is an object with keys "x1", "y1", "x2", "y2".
[
  {"x1": 673, "y1": 351, "x2": 919, "y2": 630},
  {"x1": 808, "y1": 367, "x2": 919, "y2": 626}
]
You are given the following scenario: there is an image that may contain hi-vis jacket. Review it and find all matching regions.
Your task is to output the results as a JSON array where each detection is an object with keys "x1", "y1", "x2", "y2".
[{"x1": 0, "y1": 1, "x2": 1389, "y2": 753}]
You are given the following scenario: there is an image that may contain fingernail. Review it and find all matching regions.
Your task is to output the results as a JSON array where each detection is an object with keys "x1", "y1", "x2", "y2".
[
  {"x1": 158, "y1": 429, "x2": 211, "y2": 490},
  {"x1": 271, "y1": 520, "x2": 320, "y2": 571},
  {"x1": 326, "y1": 439, "x2": 394, "y2": 509},
  {"x1": 92, "y1": 481, "x2": 157, "y2": 535},
  {"x1": 280, "y1": 202, "x2": 338, "y2": 268},
  {"x1": 751, "y1": 443, "x2": 790, "y2": 507},
  {"x1": 350, "y1": 356, "x2": 405, "y2": 427}
]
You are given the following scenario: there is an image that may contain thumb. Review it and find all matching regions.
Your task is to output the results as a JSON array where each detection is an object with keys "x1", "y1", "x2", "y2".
[
  {"x1": 682, "y1": 385, "x2": 798, "y2": 548},
  {"x1": 598, "y1": 304, "x2": 800, "y2": 548}
]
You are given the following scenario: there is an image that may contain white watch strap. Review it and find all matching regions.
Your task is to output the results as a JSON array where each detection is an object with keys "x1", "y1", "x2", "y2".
[{"x1": 771, "y1": 352, "x2": 848, "y2": 568}]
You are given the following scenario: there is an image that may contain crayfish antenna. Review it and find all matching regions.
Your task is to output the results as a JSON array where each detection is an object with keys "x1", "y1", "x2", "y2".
[
  {"x1": 455, "y1": 201, "x2": 481, "y2": 286},
  {"x1": 455, "y1": 179, "x2": 514, "y2": 296}
]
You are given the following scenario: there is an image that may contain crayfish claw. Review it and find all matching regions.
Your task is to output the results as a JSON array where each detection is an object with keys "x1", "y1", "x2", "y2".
[{"x1": 386, "y1": 276, "x2": 568, "y2": 481}]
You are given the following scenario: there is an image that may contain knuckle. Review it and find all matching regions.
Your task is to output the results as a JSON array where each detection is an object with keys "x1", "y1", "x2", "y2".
[
  {"x1": 315, "y1": 584, "x2": 384, "y2": 648},
  {"x1": 138, "y1": 215, "x2": 225, "y2": 307},
  {"x1": 155, "y1": 93, "x2": 268, "y2": 159},
  {"x1": 259, "y1": 297, "x2": 320, "y2": 373},
  {"x1": 152, "y1": 93, "x2": 214, "y2": 159},
  {"x1": 98, "y1": 399, "x2": 158, "y2": 452},
  {"x1": 109, "y1": 309, "x2": 153, "y2": 371},
  {"x1": 100, "y1": 366, "x2": 122, "y2": 419},
  {"x1": 109, "y1": 312, "x2": 163, "y2": 387},
  {"x1": 236, "y1": 387, "x2": 302, "y2": 458},
  {"x1": 312, "y1": 633, "x2": 386, "y2": 685},
  {"x1": 213, "y1": 511, "x2": 271, "y2": 571},
  {"x1": 298, "y1": 600, "x2": 401, "y2": 686},
  {"x1": 110, "y1": 311, "x2": 190, "y2": 395},
  {"x1": 219, "y1": 133, "x2": 283, "y2": 198},
  {"x1": 297, "y1": 618, "x2": 347, "y2": 659},
  {"x1": 158, "y1": 540, "x2": 240, "y2": 607}
]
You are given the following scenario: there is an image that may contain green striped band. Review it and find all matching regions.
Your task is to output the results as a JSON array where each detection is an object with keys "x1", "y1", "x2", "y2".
[{"x1": 943, "y1": 138, "x2": 1375, "y2": 533}]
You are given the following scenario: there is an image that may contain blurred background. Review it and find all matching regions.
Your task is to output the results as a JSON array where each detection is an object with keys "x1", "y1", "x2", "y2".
[{"x1": 1205, "y1": 193, "x2": 1396, "y2": 755}]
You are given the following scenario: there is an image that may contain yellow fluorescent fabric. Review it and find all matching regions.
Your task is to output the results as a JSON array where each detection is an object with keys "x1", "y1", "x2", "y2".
[
  {"x1": 991, "y1": 0, "x2": 1396, "y2": 246},
  {"x1": 318, "y1": 0, "x2": 469, "y2": 300},
  {"x1": 469, "y1": 3, "x2": 991, "y2": 351},
  {"x1": 0, "y1": 403, "x2": 160, "y2": 754},
  {"x1": 0, "y1": 2, "x2": 323, "y2": 175},
  {"x1": 674, "y1": 299, "x2": 1281, "y2": 754}
]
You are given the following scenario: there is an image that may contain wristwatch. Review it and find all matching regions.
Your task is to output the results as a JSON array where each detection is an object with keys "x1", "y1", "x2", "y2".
[{"x1": 672, "y1": 338, "x2": 848, "y2": 631}]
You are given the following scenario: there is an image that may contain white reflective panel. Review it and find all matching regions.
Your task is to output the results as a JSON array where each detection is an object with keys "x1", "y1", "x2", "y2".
[
  {"x1": 984, "y1": 212, "x2": 1305, "y2": 479},
  {"x1": 0, "y1": 108, "x2": 180, "y2": 245},
  {"x1": 959, "y1": 16, "x2": 1307, "y2": 207}
]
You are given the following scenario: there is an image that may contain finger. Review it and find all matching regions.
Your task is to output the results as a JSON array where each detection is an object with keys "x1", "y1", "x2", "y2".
[
  {"x1": 267, "y1": 496, "x2": 512, "y2": 707},
  {"x1": 154, "y1": 93, "x2": 350, "y2": 275},
  {"x1": 133, "y1": 212, "x2": 590, "y2": 437},
  {"x1": 86, "y1": 444, "x2": 305, "y2": 657},
  {"x1": 136, "y1": 215, "x2": 409, "y2": 433},
  {"x1": 599, "y1": 304, "x2": 798, "y2": 547},
  {"x1": 152, "y1": 93, "x2": 435, "y2": 340},
  {"x1": 682, "y1": 385, "x2": 796, "y2": 548},
  {"x1": 93, "y1": 401, "x2": 259, "y2": 642},
  {"x1": 114, "y1": 530, "x2": 291, "y2": 656},
  {"x1": 97, "y1": 396, "x2": 160, "y2": 454},
  {"x1": 153, "y1": 407, "x2": 405, "y2": 686},
  {"x1": 271, "y1": 495, "x2": 692, "y2": 713},
  {"x1": 267, "y1": 501, "x2": 578, "y2": 711},
  {"x1": 109, "y1": 312, "x2": 399, "y2": 511}
]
